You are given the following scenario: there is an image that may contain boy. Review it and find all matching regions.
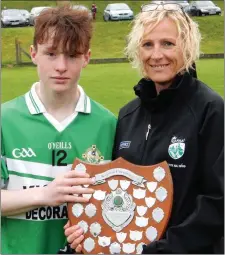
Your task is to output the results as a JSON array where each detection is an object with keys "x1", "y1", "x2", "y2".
[{"x1": 1, "y1": 5, "x2": 116, "y2": 254}]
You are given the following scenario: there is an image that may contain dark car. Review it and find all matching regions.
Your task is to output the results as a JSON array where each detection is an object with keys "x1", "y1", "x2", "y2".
[
  {"x1": 1, "y1": 9, "x2": 29, "y2": 27},
  {"x1": 187, "y1": 1, "x2": 221, "y2": 16}
]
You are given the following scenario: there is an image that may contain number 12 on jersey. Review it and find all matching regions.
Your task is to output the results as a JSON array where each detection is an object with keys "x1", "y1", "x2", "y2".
[{"x1": 52, "y1": 150, "x2": 67, "y2": 166}]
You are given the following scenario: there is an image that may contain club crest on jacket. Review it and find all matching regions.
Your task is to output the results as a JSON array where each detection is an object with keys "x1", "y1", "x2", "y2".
[{"x1": 168, "y1": 136, "x2": 185, "y2": 160}]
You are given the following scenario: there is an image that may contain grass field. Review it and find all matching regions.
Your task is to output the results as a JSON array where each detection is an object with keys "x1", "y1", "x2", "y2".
[
  {"x1": 1, "y1": 1, "x2": 224, "y2": 64},
  {"x1": 2, "y1": 59, "x2": 224, "y2": 115}
]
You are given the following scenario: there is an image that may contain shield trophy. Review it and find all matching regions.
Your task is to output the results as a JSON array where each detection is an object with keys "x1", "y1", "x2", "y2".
[{"x1": 67, "y1": 157, "x2": 173, "y2": 254}]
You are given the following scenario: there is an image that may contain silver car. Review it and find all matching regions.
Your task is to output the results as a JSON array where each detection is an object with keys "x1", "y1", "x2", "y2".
[
  {"x1": 19, "y1": 10, "x2": 30, "y2": 26},
  {"x1": 151, "y1": 1, "x2": 189, "y2": 9},
  {"x1": 29, "y1": 6, "x2": 51, "y2": 25},
  {"x1": 1, "y1": 9, "x2": 28, "y2": 27},
  {"x1": 72, "y1": 5, "x2": 89, "y2": 11},
  {"x1": 166, "y1": 1, "x2": 189, "y2": 9},
  {"x1": 103, "y1": 3, "x2": 134, "y2": 22}
]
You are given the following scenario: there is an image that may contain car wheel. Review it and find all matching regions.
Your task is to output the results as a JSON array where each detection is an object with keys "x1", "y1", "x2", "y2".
[
  {"x1": 197, "y1": 11, "x2": 201, "y2": 16},
  {"x1": 104, "y1": 15, "x2": 109, "y2": 21},
  {"x1": 1, "y1": 21, "x2": 5, "y2": 28}
]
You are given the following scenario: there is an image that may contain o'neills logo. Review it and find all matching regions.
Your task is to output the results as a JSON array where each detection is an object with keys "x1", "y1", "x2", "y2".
[{"x1": 168, "y1": 136, "x2": 185, "y2": 160}]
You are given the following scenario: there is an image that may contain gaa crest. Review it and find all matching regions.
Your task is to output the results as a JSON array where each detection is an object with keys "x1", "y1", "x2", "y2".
[
  {"x1": 68, "y1": 158, "x2": 173, "y2": 254},
  {"x1": 82, "y1": 145, "x2": 104, "y2": 164}
]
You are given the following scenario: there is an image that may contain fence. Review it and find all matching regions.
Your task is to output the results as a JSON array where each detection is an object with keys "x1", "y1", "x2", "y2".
[{"x1": 14, "y1": 38, "x2": 224, "y2": 66}]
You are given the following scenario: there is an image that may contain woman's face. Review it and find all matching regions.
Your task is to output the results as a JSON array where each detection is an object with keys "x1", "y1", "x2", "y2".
[{"x1": 139, "y1": 17, "x2": 184, "y2": 90}]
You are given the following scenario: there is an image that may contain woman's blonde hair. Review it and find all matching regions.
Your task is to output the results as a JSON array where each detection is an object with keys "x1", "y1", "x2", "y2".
[{"x1": 125, "y1": 7, "x2": 201, "y2": 76}]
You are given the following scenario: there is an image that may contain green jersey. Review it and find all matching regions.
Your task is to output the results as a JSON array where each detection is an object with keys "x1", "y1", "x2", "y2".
[{"x1": 1, "y1": 83, "x2": 117, "y2": 254}]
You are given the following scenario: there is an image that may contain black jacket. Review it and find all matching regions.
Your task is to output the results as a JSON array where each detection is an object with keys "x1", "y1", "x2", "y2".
[{"x1": 112, "y1": 74, "x2": 224, "y2": 253}]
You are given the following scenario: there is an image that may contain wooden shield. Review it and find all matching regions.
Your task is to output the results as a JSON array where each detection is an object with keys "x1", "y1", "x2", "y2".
[{"x1": 67, "y1": 157, "x2": 173, "y2": 254}]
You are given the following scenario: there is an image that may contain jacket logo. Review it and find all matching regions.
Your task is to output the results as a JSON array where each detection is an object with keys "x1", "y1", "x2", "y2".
[
  {"x1": 119, "y1": 141, "x2": 131, "y2": 150},
  {"x1": 168, "y1": 136, "x2": 185, "y2": 160},
  {"x1": 12, "y1": 148, "x2": 36, "y2": 159}
]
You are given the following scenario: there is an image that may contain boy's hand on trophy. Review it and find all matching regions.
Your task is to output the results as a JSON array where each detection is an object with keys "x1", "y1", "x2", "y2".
[
  {"x1": 41, "y1": 171, "x2": 95, "y2": 206},
  {"x1": 64, "y1": 221, "x2": 84, "y2": 252}
]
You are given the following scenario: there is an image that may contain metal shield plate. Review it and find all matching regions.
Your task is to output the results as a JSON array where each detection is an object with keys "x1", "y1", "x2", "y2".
[{"x1": 67, "y1": 157, "x2": 173, "y2": 254}]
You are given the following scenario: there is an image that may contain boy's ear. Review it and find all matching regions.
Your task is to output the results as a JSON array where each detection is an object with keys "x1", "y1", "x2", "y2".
[
  {"x1": 30, "y1": 45, "x2": 37, "y2": 65},
  {"x1": 82, "y1": 49, "x2": 91, "y2": 68}
]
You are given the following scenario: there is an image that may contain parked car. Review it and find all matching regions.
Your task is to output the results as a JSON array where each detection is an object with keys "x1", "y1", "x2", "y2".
[
  {"x1": 151, "y1": 0, "x2": 189, "y2": 9},
  {"x1": 1, "y1": 9, "x2": 29, "y2": 27},
  {"x1": 29, "y1": 6, "x2": 51, "y2": 25},
  {"x1": 103, "y1": 3, "x2": 134, "y2": 21},
  {"x1": 187, "y1": 1, "x2": 221, "y2": 16},
  {"x1": 19, "y1": 9, "x2": 30, "y2": 25},
  {"x1": 166, "y1": 1, "x2": 189, "y2": 9},
  {"x1": 72, "y1": 5, "x2": 89, "y2": 11},
  {"x1": 72, "y1": 5, "x2": 92, "y2": 16}
]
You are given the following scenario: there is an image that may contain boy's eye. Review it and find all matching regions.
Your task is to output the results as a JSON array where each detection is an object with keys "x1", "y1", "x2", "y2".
[{"x1": 46, "y1": 52, "x2": 55, "y2": 56}]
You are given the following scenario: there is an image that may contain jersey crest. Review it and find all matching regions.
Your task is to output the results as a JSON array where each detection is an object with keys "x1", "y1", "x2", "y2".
[{"x1": 82, "y1": 145, "x2": 104, "y2": 164}]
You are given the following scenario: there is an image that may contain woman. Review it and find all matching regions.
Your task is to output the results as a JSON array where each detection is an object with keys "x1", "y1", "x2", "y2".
[{"x1": 62, "y1": 3, "x2": 224, "y2": 254}]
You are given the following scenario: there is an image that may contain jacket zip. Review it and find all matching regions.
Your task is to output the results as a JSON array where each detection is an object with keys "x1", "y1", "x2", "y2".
[
  {"x1": 140, "y1": 120, "x2": 152, "y2": 163},
  {"x1": 146, "y1": 124, "x2": 151, "y2": 140}
]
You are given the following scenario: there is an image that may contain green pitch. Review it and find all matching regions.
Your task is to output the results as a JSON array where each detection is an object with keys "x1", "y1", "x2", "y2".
[{"x1": 2, "y1": 59, "x2": 224, "y2": 115}]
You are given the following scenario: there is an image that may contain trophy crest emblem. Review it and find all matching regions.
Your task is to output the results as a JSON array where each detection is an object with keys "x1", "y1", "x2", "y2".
[
  {"x1": 67, "y1": 157, "x2": 173, "y2": 254},
  {"x1": 102, "y1": 187, "x2": 136, "y2": 232}
]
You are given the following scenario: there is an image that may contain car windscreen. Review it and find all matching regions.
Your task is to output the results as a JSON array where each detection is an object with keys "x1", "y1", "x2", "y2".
[
  {"x1": 109, "y1": 4, "x2": 130, "y2": 10},
  {"x1": 196, "y1": 1, "x2": 215, "y2": 7},
  {"x1": 19, "y1": 10, "x2": 29, "y2": 16},
  {"x1": 20, "y1": 10, "x2": 29, "y2": 14},
  {"x1": 167, "y1": 1, "x2": 188, "y2": 3},
  {"x1": 33, "y1": 7, "x2": 50, "y2": 14},
  {"x1": 2, "y1": 10, "x2": 22, "y2": 16}
]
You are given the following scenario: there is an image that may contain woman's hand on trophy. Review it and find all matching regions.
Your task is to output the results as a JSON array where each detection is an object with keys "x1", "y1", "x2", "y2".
[
  {"x1": 40, "y1": 171, "x2": 95, "y2": 206},
  {"x1": 64, "y1": 221, "x2": 84, "y2": 252}
]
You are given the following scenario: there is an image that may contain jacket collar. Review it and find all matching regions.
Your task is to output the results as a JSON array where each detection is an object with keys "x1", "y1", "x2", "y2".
[{"x1": 134, "y1": 73, "x2": 193, "y2": 111}]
